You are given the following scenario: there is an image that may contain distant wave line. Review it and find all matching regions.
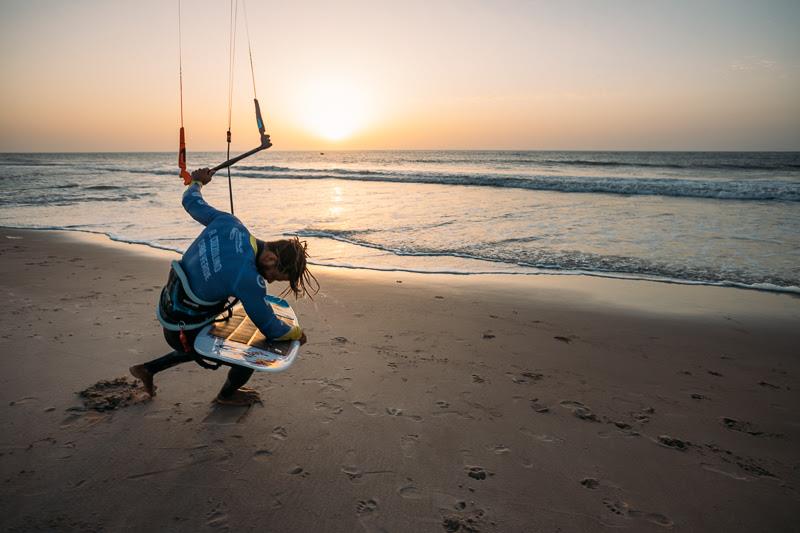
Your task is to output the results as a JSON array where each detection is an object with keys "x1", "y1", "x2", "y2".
[
  {"x1": 403, "y1": 157, "x2": 800, "y2": 171},
  {"x1": 7, "y1": 163, "x2": 798, "y2": 202},
  {"x1": 5, "y1": 154, "x2": 800, "y2": 172},
  {"x1": 232, "y1": 171, "x2": 800, "y2": 201}
]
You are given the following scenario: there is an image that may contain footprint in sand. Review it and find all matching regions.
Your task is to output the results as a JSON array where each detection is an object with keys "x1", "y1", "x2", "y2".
[
  {"x1": 465, "y1": 465, "x2": 493, "y2": 481},
  {"x1": 271, "y1": 426, "x2": 288, "y2": 440},
  {"x1": 8, "y1": 396, "x2": 39, "y2": 407},
  {"x1": 355, "y1": 498, "x2": 384, "y2": 532},
  {"x1": 206, "y1": 510, "x2": 228, "y2": 529},
  {"x1": 609, "y1": 421, "x2": 639, "y2": 437},
  {"x1": 341, "y1": 451, "x2": 394, "y2": 484},
  {"x1": 530, "y1": 398, "x2": 550, "y2": 413},
  {"x1": 631, "y1": 406, "x2": 654, "y2": 424},
  {"x1": 581, "y1": 478, "x2": 600, "y2": 489},
  {"x1": 356, "y1": 499, "x2": 379, "y2": 515},
  {"x1": 559, "y1": 400, "x2": 599, "y2": 422},
  {"x1": 508, "y1": 371, "x2": 543, "y2": 384},
  {"x1": 314, "y1": 401, "x2": 344, "y2": 423},
  {"x1": 269, "y1": 491, "x2": 285, "y2": 510},
  {"x1": 603, "y1": 499, "x2": 673, "y2": 528},
  {"x1": 341, "y1": 465, "x2": 364, "y2": 483},
  {"x1": 398, "y1": 482, "x2": 423, "y2": 499},
  {"x1": 442, "y1": 501, "x2": 487, "y2": 533},
  {"x1": 384, "y1": 407, "x2": 423, "y2": 421},
  {"x1": 352, "y1": 401, "x2": 379, "y2": 416},
  {"x1": 705, "y1": 444, "x2": 775, "y2": 477},
  {"x1": 721, "y1": 417, "x2": 776, "y2": 437},
  {"x1": 288, "y1": 466, "x2": 308, "y2": 477},
  {"x1": 302, "y1": 376, "x2": 352, "y2": 393},
  {"x1": 400, "y1": 434, "x2": 419, "y2": 458},
  {"x1": 657, "y1": 435, "x2": 690, "y2": 451},
  {"x1": 253, "y1": 449, "x2": 273, "y2": 462},
  {"x1": 205, "y1": 501, "x2": 229, "y2": 530}
]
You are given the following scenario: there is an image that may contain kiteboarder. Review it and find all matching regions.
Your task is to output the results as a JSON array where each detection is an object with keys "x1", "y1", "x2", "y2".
[{"x1": 130, "y1": 167, "x2": 318, "y2": 406}]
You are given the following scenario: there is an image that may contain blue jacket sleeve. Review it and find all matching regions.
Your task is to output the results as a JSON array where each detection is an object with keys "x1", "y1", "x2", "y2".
[
  {"x1": 234, "y1": 266, "x2": 293, "y2": 339},
  {"x1": 182, "y1": 182, "x2": 229, "y2": 226}
]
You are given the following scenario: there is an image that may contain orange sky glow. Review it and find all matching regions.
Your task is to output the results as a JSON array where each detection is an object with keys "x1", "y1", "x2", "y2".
[{"x1": 1, "y1": 0, "x2": 798, "y2": 152}]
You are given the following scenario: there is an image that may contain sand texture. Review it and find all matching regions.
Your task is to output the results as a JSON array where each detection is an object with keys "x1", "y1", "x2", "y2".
[{"x1": 0, "y1": 228, "x2": 799, "y2": 532}]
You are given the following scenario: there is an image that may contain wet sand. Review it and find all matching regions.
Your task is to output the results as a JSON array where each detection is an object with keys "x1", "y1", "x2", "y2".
[{"x1": 0, "y1": 228, "x2": 798, "y2": 532}]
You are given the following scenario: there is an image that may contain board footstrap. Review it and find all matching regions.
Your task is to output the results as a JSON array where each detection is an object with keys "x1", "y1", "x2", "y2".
[{"x1": 193, "y1": 356, "x2": 222, "y2": 370}]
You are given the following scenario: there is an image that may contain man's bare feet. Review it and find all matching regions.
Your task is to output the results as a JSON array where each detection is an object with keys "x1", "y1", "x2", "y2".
[
  {"x1": 214, "y1": 388, "x2": 261, "y2": 406},
  {"x1": 129, "y1": 365, "x2": 156, "y2": 397}
]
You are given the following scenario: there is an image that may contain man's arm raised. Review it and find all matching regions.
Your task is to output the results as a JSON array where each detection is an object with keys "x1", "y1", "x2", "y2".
[{"x1": 182, "y1": 168, "x2": 229, "y2": 226}]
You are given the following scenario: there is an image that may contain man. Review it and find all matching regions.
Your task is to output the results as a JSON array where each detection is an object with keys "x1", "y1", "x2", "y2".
[{"x1": 130, "y1": 167, "x2": 317, "y2": 406}]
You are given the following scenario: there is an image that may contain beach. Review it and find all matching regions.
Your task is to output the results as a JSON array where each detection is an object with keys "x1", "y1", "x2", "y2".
[{"x1": 1, "y1": 227, "x2": 798, "y2": 532}]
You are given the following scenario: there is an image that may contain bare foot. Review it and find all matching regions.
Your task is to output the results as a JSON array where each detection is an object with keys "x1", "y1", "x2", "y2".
[
  {"x1": 215, "y1": 389, "x2": 261, "y2": 406},
  {"x1": 129, "y1": 365, "x2": 156, "y2": 397}
]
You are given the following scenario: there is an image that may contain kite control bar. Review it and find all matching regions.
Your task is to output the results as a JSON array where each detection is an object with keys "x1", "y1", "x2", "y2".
[
  {"x1": 210, "y1": 98, "x2": 271, "y2": 175},
  {"x1": 179, "y1": 98, "x2": 270, "y2": 185}
]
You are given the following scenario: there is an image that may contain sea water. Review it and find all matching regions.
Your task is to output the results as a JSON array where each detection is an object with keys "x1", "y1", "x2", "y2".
[{"x1": 1, "y1": 151, "x2": 798, "y2": 293}]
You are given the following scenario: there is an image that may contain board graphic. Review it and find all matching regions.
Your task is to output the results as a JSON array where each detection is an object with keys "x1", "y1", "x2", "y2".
[{"x1": 194, "y1": 297, "x2": 300, "y2": 372}]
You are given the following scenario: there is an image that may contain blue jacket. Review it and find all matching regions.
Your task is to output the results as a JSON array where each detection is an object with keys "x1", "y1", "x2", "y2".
[{"x1": 177, "y1": 181, "x2": 295, "y2": 340}]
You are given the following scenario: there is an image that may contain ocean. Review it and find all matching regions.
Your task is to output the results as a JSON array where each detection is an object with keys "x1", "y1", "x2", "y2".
[{"x1": 1, "y1": 151, "x2": 799, "y2": 293}]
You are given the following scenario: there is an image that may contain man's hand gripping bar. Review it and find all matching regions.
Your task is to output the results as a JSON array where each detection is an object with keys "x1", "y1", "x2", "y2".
[{"x1": 209, "y1": 98, "x2": 272, "y2": 176}]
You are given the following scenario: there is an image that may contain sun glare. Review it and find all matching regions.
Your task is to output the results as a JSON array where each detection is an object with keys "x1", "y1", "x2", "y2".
[{"x1": 297, "y1": 78, "x2": 370, "y2": 142}]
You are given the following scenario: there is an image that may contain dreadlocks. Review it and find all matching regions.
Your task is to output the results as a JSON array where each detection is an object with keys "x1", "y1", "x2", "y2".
[{"x1": 265, "y1": 237, "x2": 320, "y2": 299}]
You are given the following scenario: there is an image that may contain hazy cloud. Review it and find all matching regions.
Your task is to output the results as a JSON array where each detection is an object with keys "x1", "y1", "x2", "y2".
[{"x1": 729, "y1": 56, "x2": 780, "y2": 72}]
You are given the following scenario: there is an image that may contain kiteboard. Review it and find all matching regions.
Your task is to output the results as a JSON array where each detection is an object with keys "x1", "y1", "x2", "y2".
[{"x1": 194, "y1": 296, "x2": 301, "y2": 373}]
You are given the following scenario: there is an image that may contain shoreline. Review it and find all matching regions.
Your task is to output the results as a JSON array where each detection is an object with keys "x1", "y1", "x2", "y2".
[
  {"x1": 1, "y1": 227, "x2": 798, "y2": 531},
  {"x1": 4, "y1": 224, "x2": 800, "y2": 300}
]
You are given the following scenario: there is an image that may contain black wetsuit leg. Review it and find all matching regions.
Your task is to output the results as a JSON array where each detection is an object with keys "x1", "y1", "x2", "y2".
[
  {"x1": 146, "y1": 328, "x2": 255, "y2": 397},
  {"x1": 142, "y1": 328, "x2": 199, "y2": 374},
  {"x1": 143, "y1": 350, "x2": 195, "y2": 374},
  {"x1": 219, "y1": 366, "x2": 255, "y2": 398}
]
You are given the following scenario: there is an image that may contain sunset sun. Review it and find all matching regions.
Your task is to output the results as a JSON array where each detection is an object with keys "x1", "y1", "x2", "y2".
[{"x1": 296, "y1": 77, "x2": 371, "y2": 142}]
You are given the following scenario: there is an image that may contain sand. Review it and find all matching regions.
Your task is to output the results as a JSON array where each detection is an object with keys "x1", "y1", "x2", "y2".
[{"x1": 0, "y1": 227, "x2": 798, "y2": 532}]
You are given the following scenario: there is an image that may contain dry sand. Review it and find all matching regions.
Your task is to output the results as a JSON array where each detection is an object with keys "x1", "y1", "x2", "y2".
[{"x1": 0, "y1": 228, "x2": 798, "y2": 532}]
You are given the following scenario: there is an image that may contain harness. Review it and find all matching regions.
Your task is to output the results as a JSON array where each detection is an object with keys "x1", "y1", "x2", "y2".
[{"x1": 156, "y1": 260, "x2": 238, "y2": 370}]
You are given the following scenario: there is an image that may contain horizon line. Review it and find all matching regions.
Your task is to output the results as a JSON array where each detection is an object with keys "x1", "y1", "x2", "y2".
[{"x1": 2, "y1": 148, "x2": 800, "y2": 155}]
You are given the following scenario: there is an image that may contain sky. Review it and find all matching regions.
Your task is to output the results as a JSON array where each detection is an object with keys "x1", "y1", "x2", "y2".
[{"x1": 0, "y1": 0, "x2": 798, "y2": 152}]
